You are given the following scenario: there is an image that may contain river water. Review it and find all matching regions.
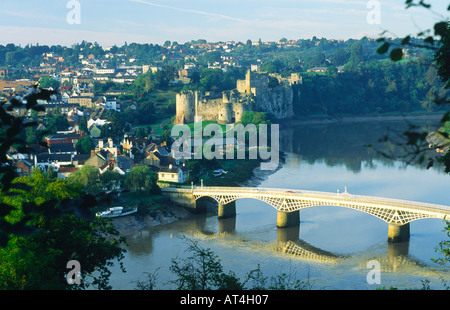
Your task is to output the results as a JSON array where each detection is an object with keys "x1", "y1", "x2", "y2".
[{"x1": 109, "y1": 118, "x2": 450, "y2": 290}]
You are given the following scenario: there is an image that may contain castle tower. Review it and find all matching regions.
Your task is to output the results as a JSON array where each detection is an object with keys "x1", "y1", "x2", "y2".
[
  {"x1": 176, "y1": 91, "x2": 196, "y2": 124},
  {"x1": 218, "y1": 96, "x2": 233, "y2": 124}
]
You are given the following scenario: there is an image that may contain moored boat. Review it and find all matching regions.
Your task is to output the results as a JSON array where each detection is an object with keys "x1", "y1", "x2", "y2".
[
  {"x1": 213, "y1": 169, "x2": 228, "y2": 177},
  {"x1": 96, "y1": 206, "x2": 138, "y2": 218}
]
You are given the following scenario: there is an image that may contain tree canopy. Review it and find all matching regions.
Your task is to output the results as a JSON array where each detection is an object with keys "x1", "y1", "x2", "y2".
[{"x1": 0, "y1": 91, "x2": 126, "y2": 289}]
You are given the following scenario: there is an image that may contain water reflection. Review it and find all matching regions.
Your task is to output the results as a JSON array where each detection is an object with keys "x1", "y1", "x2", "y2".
[
  {"x1": 218, "y1": 217, "x2": 236, "y2": 234},
  {"x1": 279, "y1": 120, "x2": 443, "y2": 173},
  {"x1": 122, "y1": 210, "x2": 428, "y2": 271}
]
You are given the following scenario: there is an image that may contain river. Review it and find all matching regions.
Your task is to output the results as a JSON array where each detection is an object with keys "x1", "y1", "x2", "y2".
[{"x1": 108, "y1": 118, "x2": 450, "y2": 290}]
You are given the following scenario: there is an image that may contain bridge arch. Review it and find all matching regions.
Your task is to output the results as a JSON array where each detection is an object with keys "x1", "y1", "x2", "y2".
[{"x1": 192, "y1": 191, "x2": 441, "y2": 226}]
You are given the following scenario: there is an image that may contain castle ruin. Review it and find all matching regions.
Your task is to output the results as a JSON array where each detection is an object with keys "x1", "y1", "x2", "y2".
[{"x1": 175, "y1": 70, "x2": 301, "y2": 124}]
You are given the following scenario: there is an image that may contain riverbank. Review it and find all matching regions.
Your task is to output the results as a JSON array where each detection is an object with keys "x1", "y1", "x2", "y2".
[
  {"x1": 96, "y1": 190, "x2": 191, "y2": 233},
  {"x1": 109, "y1": 155, "x2": 285, "y2": 234}
]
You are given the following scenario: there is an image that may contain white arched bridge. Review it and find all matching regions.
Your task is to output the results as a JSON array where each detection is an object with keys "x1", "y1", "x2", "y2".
[{"x1": 161, "y1": 185, "x2": 450, "y2": 242}]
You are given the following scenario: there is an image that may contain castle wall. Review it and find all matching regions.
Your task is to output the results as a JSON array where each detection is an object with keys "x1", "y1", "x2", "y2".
[
  {"x1": 175, "y1": 70, "x2": 297, "y2": 125},
  {"x1": 236, "y1": 80, "x2": 248, "y2": 94}
]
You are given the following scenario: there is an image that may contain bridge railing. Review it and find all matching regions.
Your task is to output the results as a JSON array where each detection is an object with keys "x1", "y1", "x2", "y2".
[
  {"x1": 161, "y1": 185, "x2": 450, "y2": 216},
  {"x1": 193, "y1": 186, "x2": 450, "y2": 215}
]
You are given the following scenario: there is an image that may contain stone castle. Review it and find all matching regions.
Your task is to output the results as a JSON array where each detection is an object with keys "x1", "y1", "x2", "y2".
[{"x1": 175, "y1": 70, "x2": 301, "y2": 124}]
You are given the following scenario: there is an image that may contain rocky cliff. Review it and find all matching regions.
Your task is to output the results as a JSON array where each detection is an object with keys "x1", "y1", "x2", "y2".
[{"x1": 256, "y1": 83, "x2": 296, "y2": 120}]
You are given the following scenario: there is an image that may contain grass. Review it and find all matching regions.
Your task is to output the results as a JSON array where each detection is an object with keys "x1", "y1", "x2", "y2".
[{"x1": 200, "y1": 157, "x2": 263, "y2": 187}]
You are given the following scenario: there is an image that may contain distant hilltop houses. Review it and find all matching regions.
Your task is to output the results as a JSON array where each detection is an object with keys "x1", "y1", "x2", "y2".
[{"x1": 1, "y1": 37, "x2": 420, "y2": 187}]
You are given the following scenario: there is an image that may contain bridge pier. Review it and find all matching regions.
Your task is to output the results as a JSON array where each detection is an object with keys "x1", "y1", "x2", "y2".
[
  {"x1": 218, "y1": 201, "x2": 236, "y2": 219},
  {"x1": 218, "y1": 217, "x2": 236, "y2": 234},
  {"x1": 277, "y1": 210, "x2": 300, "y2": 228},
  {"x1": 277, "y1": 226, "x2": 299, "y2": 242},
  {"x1": 388, "y1": 223, "x2": 410, "y2": 243},
  {"x1": 388, "y1": 240, "x2": 409, "y2": 257}
]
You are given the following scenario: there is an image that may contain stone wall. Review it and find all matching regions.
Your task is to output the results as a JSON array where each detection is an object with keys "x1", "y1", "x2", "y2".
[{"x1": 175, "y1": 70, "x2": 298, "y2": 124}]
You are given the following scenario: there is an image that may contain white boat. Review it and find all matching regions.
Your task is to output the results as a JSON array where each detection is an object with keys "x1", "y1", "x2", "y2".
[
  {"x1": 213, "y1": 169, "x2": 228, "y2": 177},
  {"x1": 96, "y1": 206, "x2": 138, "y2": 218}
]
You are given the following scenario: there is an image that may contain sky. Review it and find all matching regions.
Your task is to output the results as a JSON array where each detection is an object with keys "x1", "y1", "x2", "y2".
[{"x1": 0, "y1": 0, "x2": 448, "y2": 47}]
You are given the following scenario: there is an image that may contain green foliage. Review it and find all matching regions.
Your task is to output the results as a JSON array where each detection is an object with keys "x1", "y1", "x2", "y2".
[
  {"x1": 67, "y1": 165, "x2": 101, "y2": 195},
  {"x1": 434, "y1": 23, "x2": 450, "y2": 89},
  {"x1": 297, "y1": 60, "x2": 448, "y2": 116},
  {"x1": 100, "y1": 110, "x2": 125, "y2": 137},
  {"x1": 0, "y1": 215, "x2": 126, "y2": 290},
  {"x1": 99, "y1": 170, "x2": 121, "y2": 191},
  {"x1": 184, "y1": 67, "x2": 246, "y2": 93},
  {"x1": 0, "y1": 169, "x2": 83, "y2": 238},
  {"x1": 0, "y1": 168, "x2": 124, "y2": 290},
  {"x1": 44, "y1": 108, "x2": 69, "y2": 133},
  {"x1": 78, "y1": 115, "x2": 88, "y2": 135},
  {"x1": 169, "y1": 237, "x2": 245, "y2": 290},
  {"x1": 240, "y1": 111, "x2": 271, "y2": 126},
  {"x1": 38, "y1": 76, "x2": 60, "y2": 90},
  {"x1": 0, "y1": 90, "x2": 126, "y2": 290},
  {"x1": 432, "y1": 220, "x2": 450, "y2": 265},
  {"x1": 75, "y1": 137, "x2": 95, "y2": 154},
  {"x1": 25, "y1": 126, "x2": 44, "y2": 145},
  {"x1": 124, "y1": 165, "x2": 158, "y2": 193}
]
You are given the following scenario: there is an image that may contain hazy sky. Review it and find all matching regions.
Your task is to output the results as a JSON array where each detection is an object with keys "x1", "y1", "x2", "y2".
[{"x1": 0, "y1": 0, "x2": 447, "y2": 46}]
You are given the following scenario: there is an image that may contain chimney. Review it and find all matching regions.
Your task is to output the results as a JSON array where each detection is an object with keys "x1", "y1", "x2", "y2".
[
  {"x1": 108, "y1": 137, "x2": 113, "y2": 148},
  {"x1": 90, "y1": 150, "x2": 95, "y2": 157},
  {"x1": 99, "y1": 140, "x2": 104, "y2": 149}
]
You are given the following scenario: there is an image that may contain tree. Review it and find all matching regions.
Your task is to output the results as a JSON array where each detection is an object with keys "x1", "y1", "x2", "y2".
[
  {"x1": 67, "y1": 165, "x2": 101, "y2": 195},
  {"x1": 333, "y1": 48, "x2": 349, "y2": 65},
  {"x1": 78, "y1": 115, "x2": 88, "y2": 134},
  {"x1": 349, "y1": 41, "x2": 364, "y2": 64},
  {"x1": 45, "y1": 109, "x2": 69, "y2": 133},
  {"x1": 39, "y1": 76, "x2": 60, "y2": 90},
  {"x1": 169, "y1": 237, "x2": 244, "y2": 290},
  {"x1": 101, "y1": 110, "x2": 125, "y2": 138},
  {"x1": 134, "y1": 73, "x2": 155, "y2": 94},
  {"x1": 0, "y1": 88, "x2": 126, "y2": 289},
  {"x1": 0, "y1": 169, "x2": 126, "y2": 289},
  {"x1": 124, "y1": 165, "x2": 158, "y2": 193},
  {"x1": 155, "y1": 66, "x2": 176, "y2": 88},
  {"x1": 75, "y1": 137, "x2": 95, "y2": 154},
  {"x1": 100, "y1": 170, "x2": 121, "y2": 191},
  {"x1": 0, "y1": 214, "x2": 125, "y2": 289},
  {"x1": 25, "y1": 126, "x2": 40, "y2": 145}
]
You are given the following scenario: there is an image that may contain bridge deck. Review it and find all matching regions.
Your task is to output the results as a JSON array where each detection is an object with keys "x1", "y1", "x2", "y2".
[{"x1": 162, "y1": 186, "x2": 450, "y2": 220}]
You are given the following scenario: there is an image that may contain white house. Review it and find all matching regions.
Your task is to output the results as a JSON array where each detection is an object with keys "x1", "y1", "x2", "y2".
[
  {"x1": 157, "y1": 165, "x2": 188, "y2": 183},
  {"x1": 87, "y1": 117, "x2": 110, "y2": 128},
  {"x1": 95, "y1": 67, "x2": 115, "y2": 75}
]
